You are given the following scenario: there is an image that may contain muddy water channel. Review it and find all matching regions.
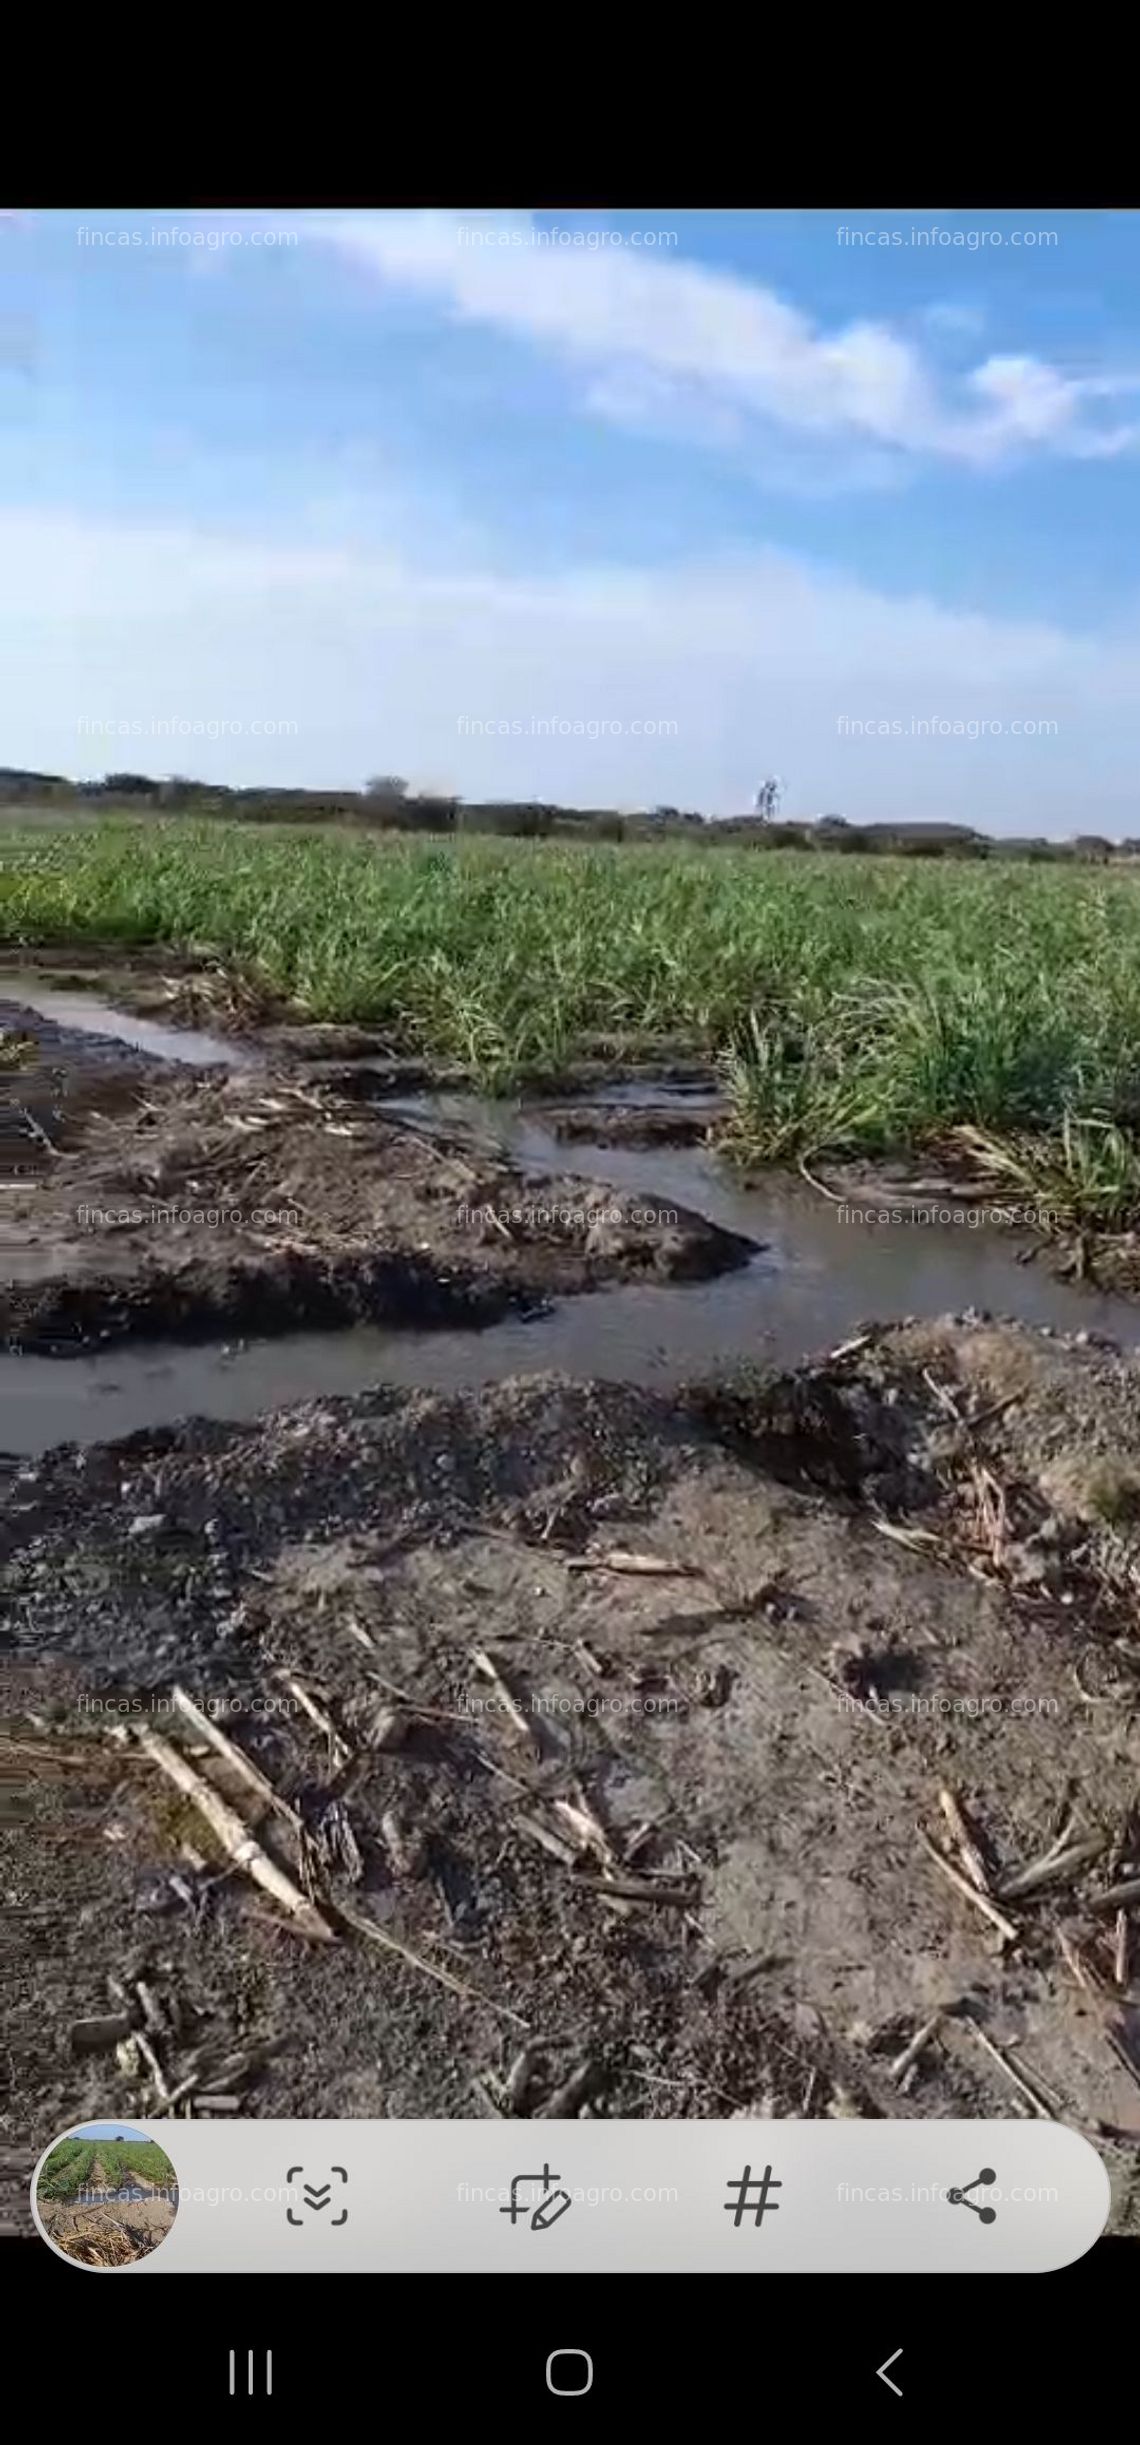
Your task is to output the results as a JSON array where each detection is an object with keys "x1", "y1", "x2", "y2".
[
  {"x1": 2, "y1": 976, "x2": 1138, "y2": 1455},
  {"x1": 0, "y1": 974, "x2": 257, "y2": 1071}
]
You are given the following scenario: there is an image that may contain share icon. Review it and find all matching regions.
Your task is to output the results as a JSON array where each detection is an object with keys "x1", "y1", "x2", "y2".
[{"x1": 947, "y1": 2167, "x2": 997, "y2": 2224}]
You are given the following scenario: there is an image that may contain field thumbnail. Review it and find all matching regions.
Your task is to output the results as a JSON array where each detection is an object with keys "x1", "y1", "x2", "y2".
[{"x1": 35, "y1": 2123, "x2": 178, "y2": 2267}]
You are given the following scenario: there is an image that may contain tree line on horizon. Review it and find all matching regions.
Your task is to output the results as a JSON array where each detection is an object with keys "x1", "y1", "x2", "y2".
[{"x1": 0, "y1": 767, "x2": 1132, "y2": 862}]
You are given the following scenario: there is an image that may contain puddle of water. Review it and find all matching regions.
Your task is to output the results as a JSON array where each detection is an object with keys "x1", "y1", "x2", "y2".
[
  {"x1": 4, "y1": 1115, "x2": 1137, "y2": 1453},
  {"x1": 5, "y1": 1036, "x2": 1139, "y2": 1452},
  {"x1": 0, "y1": 973, "x2": 251, "y2": 1070}
]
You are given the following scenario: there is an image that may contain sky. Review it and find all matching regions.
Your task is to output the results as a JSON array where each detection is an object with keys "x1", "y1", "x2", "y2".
[
  {"x1": 64, "y1": 2123, "x2": 151, "y2": 2140},
  {"x1": 2, "y1": 206, "x2": 1138, "y2": 833}
]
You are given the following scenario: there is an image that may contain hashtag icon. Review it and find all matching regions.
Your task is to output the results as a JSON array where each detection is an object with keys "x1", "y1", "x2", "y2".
[{"x1": 724, "y1": 2164, "x2": 782, "y2": 2227}]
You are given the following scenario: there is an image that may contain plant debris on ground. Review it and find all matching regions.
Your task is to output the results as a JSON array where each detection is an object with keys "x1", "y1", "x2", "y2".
[{"x1": 4, "y1": 1322, "x2": 1139, "y2": 2234}]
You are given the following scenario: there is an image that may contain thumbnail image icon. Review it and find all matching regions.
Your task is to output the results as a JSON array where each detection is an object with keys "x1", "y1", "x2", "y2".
[{"x1": 33, "y1": 2122, "x2": 179, "y2": 2268}]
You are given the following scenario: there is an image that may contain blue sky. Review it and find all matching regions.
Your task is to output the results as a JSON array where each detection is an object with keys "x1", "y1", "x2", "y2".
[
  {"x1": 65, "y1": 2123, "x2": 151, "y2": 2140},
  {"x1": 3, "y1": 206, "x2": 1139, "y2": 831}
]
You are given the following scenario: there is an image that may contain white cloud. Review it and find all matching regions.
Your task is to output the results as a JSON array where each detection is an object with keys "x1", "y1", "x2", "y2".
[
  {"x1": 310, "y1": 212, "x2": 1140, "y2": 471},
  {"x1": 3, "y1": 503, "x2": 1139, "y2": 833}
]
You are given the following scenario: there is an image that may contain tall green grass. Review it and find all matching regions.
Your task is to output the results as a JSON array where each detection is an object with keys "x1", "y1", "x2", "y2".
[{"x1": 4, "y1": 823, "x2": 1140, "y2": 1214}]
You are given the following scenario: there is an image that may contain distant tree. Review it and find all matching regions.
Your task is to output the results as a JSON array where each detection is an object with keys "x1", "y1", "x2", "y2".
[
  {"x1": 816, "y1": 824, "x2": 865, "y2": 853},
  {"x1": 364, "y1": 774, "x2": 409, "y2": 802},
  {"x1": 101, "y1": 772, "x2": 158, "y2": 796},
  {"x1": 0, "y1": 765, "x2": 69, "y2": 801},
  {"x1": 413, "y1": 794, "x2": 459, "y2": 831},
  {"x1": 718, "y1": 818, "x2": 808, "y2": 849},
  {"x1": 646, "y1": 806, "x2": 705, "y2": 835},
  {"x1": 157, "y1": 775, "x2": 206, "y2": 809},
  {"x1": 384, "y1": 792, "x2": 458, "y2": 832},
  {"x1": 1071, "y1": 834, "x2": 1113, "y2": 862}
]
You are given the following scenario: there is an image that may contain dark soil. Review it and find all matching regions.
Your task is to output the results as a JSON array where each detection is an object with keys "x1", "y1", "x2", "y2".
[
  {"x1": 538, "y1": 1103, "x2": 722, "y2": 1149},
  {"x1": 3, "y1": 1325, "x2": 1139, "y2": 2236}
]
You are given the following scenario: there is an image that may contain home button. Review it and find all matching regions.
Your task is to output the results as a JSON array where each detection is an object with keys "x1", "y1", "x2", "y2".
[{"x1": 546, "y1": 2349, "x2": 594, "y2": 2397}]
